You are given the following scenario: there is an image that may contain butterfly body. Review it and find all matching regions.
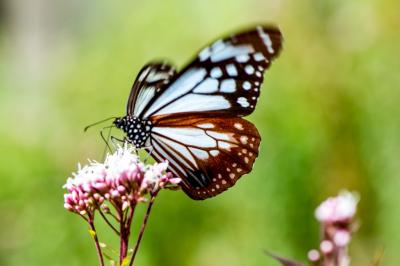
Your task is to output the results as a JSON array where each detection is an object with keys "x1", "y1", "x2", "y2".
[
  {"x1": 114, "y1": 116, "x2": 152, "y2": 148},
  {"x1": 112, "y1": 26, "x2": 283, "y2": 200}
]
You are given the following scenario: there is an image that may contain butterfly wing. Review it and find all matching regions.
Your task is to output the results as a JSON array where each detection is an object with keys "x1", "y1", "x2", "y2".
[
  {"x1": 126, "y1": 26, "x2": 282, "y2": 199},
  {"x1": 140, "y1": 26, "x2": 283, "y2": 119},
  {"x1": 127, "y1": 62, "x2": 176, "y2": 117},
  {"x1": 147, "y1": 114, "x2": 260, "y2": 199}
]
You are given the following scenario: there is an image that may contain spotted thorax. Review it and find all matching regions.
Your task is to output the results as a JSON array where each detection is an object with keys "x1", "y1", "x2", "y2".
[{"x1": 113, "y1": 116, "x2": 153, "y2": 148}]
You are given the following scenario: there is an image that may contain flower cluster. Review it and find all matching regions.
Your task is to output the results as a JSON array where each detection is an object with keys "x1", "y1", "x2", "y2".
[
  {"x1": 267, "y1": 190, "x2": 359, "y2": 266},
  {"x1": 308, "y1": 191, "x2": 359, "y2": 266},
  {"x1": 63, "y1": 145, "x2": 181, "y2": 265},
  {"x1": 63, "y1": 145, "x2": 180, "y2": 216},
  {"x1": 315, "y1": 191, "x2": 358, "y2": 225}
]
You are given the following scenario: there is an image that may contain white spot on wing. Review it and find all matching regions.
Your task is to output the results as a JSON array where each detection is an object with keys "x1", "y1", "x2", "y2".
[
  {"x1": 242, "y1": 81, "x2": 251, "y2": 90},
  {"x1": 253, "y1": 52, "x2": 266, "y2": 62},
  {"x1": 211, "y1": 40, "x2": 225, "y2": 52},
  {"x1": 245, "y1": 65, "x2": 255, "y2": 75},
  {"x1": 257, "y1": 26, "x2": 275, "y2": 54},
  {"x1": 236, "y1": 54, "x2": 250, "y2": 62},
  {"x1": 226, "y1": 64, "x2": 238, "y2": 76},
  {"x1": 210, "y1": 150, "x2": 220, "y2": 157},
  {"x1": 218, "y1": 141, "x2": 232, "y2": 150},
  {"x1": 189, "y1": 147, "x2": 209, "y2": 160},
  {"x1": 220, "y1": 79, "x2": 236, "y2": 93},
  {"x1": 193, "y1": 78, "x2": 218, "y2": 93},
  {"x1": 198, "y1": 123, "x2": 215, "y2": 129},
  {"x1": 211, "y1": 44, "x2": 254, "y2": 62},
  {"x1": 199, "y1": 47, "x2": 211, "y2": 61},
  {"x1": 210, "y1": 67, "x2": 223, "y2": 78},
  {"x1": 237, "y1": 97, "x2": 250, "y2": 107},
  {"x1": 207, "y1": 131, "x2": 231, "y2": 141},
  {"x1": 234, "y1": 123, "x2": 243, "y2": 130}
]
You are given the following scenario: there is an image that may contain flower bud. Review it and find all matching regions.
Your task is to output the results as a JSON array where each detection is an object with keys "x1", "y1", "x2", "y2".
[
  {"x1": 320, "y1": 240, "x2": 334, "y2": 254},
  {"x1": 307, "y1": 249, "x2": 320, "y2": 262},
  {"x1": 333, "y1": 229, "x2": 351, "y2": 247}
]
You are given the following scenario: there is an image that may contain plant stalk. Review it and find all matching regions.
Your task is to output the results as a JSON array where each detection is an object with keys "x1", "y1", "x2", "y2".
[{"x1": 129, "y1": 195, "x2": 156, "y2": 266}]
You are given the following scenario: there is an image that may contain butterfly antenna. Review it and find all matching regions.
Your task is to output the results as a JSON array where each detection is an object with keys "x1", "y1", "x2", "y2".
[{"x1": 84, "y1": 116, "x2": 117, "y2": 132}]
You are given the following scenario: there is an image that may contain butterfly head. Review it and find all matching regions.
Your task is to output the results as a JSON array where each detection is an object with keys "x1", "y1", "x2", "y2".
[
  {"x1": 114, "y1": 116, "x2": 152, "y2": 148},
  {"x1": 113, "y1": 117, "x2": 126, "y2": 129}
]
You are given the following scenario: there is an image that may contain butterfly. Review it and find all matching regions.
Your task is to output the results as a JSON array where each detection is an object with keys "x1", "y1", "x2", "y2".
[{"x1": 112, "y1": 26, "x2": 283, "y2": 200}]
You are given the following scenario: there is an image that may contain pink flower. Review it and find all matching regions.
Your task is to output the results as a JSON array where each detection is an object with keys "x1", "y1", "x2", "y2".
[
  {"x1": 315, "y1": 191, "x2": 359, "y2": 223},
  {"x1": 307, "y1": 249, "x2": 320, "y2": 262},
  {"x1": 333, "y1": 229, "x2": 351, "y2": 247},
  {"x1": 63, "y1": 145, "x2": 180, "y2": 215}
]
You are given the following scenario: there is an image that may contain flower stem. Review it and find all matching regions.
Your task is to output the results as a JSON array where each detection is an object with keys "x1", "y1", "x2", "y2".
[
  {"x1": 119, "y1": 208, "x2": 129, "y2": 264},
  {"x1": 129, "y1": 195, "x2": 156, "y2": 266},
  {"x1": 88, "y1": 219, "x2": 105, "y2": 266},
  {"x1": 99, "y1": 209, "x2": 120, "y2": 236},
  {"x1": 126, "y1": 204, "x2": 136, "y2": 237}
]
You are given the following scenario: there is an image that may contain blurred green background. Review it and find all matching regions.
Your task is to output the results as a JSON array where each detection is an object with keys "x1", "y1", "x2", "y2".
[{"x1": 0, "y1": 0, "x2": 399, "y2": 265}]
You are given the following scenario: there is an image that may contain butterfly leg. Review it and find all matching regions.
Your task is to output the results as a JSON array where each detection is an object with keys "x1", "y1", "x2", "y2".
[
  {"x1": 142, "y1": 145, "x2": 154, "y2": 163},
  {"x1": 110, "y1": 135, "x2": 128, "y2": 150},
  {"x1": 100, "y1": 127, "x2": 113, "y2": 154}
]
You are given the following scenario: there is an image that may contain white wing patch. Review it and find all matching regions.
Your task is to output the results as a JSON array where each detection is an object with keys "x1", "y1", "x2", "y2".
[
  {"x1": 193, "y1": 78, "x2": 219, "y2": 93},
  {"x1": 220, "y1": 79, "x2": 236, "y2": 93},
  {"x1": 257, "y1": 26, "x2": 274, "y2": 54},
  {"x1": 154, "y1": 94, "x2": 231, "y2": 116},
  {"x1": 155, "y1": 136, "x2": 197, "y2": 170},
  {"x1": 133, "y1": 87, "x2": 156, "y2": 116},
  {"x1": 144, "y1": 68, "x2": 207, "y2": 117},
  {"x1": 152, "y1": 127, "x2": 217, "y2": 148},
  {"x1": 237, "y1": 97, "x2": 250, "y2": 107},
  {"x1": 151, "y1": 126, "x2": 238, "y2": 161},
  {"x1": 189, "y1": 147, "x2": 209, "y2": 160},
  {"x1": 198, "y1": 40, "x2": 254, "y2": 63},
  {"x1": 151, "y1": 140, "x2": 188, "y2": 175}
]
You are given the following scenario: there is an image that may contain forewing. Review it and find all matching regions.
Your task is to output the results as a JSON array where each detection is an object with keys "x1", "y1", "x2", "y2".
[
  {"x1": 142, "y1": 26, "x2": 283, "y2": 119},
  {"x1": 127, "y1": 62, "x2": 176, "y2": 116},
  {"x1": 147, "y1": 115, "x2": 261, "y2": 200}
]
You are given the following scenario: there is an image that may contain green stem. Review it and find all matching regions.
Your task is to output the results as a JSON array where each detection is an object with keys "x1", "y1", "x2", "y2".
[{"x1": 88, "y1": 218, "x2": 105, "y2": 266}]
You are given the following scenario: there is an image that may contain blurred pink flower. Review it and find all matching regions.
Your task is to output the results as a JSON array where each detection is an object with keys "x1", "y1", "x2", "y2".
[
  {"x1": 315, "y1": 191, "x2": 359, "y2": 223},
  {"x1": 268, "y1": 190, "x2": 360, "y2": 266},
  {"x1": 307, "y1": 249, "x2": 320, "y2": 262},
  {"x1": 333, "y1": 229, "x2": 351, "y2": 247}
]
